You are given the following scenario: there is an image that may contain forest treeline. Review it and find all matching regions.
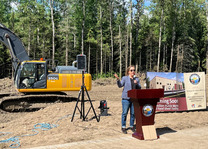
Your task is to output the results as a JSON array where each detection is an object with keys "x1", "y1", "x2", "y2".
[{"x1": 0, "y1": 0, "x2": 208, "y2": 79}]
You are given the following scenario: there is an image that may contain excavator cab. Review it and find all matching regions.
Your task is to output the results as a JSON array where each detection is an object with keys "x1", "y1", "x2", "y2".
[{"x1": 16, "y1": 61, "x2": 47, "y2": 89}]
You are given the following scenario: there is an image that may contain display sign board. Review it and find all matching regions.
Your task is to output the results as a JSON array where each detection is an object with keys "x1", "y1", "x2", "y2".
[
  {"x1": 184, "y1": 72, "x2": 206, "y2": 110},
  {"x1": 146, "y1": 72, "x2": 206, "y2": 111}
]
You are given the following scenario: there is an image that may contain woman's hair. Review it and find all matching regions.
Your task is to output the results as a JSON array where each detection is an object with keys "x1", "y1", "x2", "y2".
[{"x1": 125, "y1": 65, "x2": 135, "y2": 76}]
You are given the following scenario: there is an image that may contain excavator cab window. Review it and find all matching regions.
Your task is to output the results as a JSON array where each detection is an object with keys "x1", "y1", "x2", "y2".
[{"x1": 19, "y1": 62, "x2": 46, "y2": 89}]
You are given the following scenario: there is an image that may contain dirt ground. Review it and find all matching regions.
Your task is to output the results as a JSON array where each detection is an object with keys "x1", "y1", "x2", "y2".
[{"x1": 0, "y1": 77, "x2": 208, "y2": 148}]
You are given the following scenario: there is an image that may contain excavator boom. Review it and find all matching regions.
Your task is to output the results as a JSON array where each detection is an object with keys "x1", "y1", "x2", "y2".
[{"x1": 0, "y1": 23, "x2": 29, "y2": 72}]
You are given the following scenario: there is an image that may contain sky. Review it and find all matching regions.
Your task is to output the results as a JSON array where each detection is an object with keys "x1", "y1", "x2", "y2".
[
  {"x1": 146, "y1": 72, "x2": 185, "y2": 82},
  {"x1": 133, "y1": 0, "x2": 151, "y2": 7},
  {"x1": 11, "y1": 0, "x2": 152, "y2": 11},
  {"x1": 144, "y1": 0, "x2": 151, "y2": 7},
  {"x1": 131, "y1": 0, "x2": 151, "y2": 16}
]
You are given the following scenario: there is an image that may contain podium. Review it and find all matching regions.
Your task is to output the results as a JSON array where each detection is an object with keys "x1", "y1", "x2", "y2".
[{"x1": 128, "y1": 89, "x2": 164, "y2": 140}]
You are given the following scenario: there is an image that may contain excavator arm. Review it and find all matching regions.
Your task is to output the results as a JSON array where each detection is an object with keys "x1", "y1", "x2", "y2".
[{"x1": 0, "y1": 23, "x2": 29, "y2": 72}]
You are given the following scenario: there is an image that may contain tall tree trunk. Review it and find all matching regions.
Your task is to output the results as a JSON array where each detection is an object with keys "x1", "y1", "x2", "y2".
[
  {"x1": 119, "y1": 25, "x2": 122, "y2": 78},
  {"x1": 129, "y1": 0, "x2": 133, "y2": 66},
  {"x1": 206, "y1": 51, "x2": 208, "y2": 73},
  {"x1": 136, "y1": 59, "x2": 138, "y2": 73},
  {"x1": 135, "y1": 0, "x2": 143, "y2": 72},
  {"x1": 135, "y1": 18, "x2": 139, "y2": 72},
  {"x1": 37, "y1": 27, "x2": 40, "y2": 47},
  {"x1": 205, "y1": 0, "x2": 208, "y2": 73},
  {"x1": 50, "y1": 0, "x2": 55, "y2": 67},
  {"x1": 169, "y1": 1, "x2": 176, "y2": 72},
  {"x1": 181, "y1": 44, "x2": 184, "y2": 72},
  {"x1": 163, "y1": 44, "x2": 166, "y2": 71},
  {"x1": 96, "y1": 48, "x2": 98, "y2": 78},
  {"x1": 110, "y1": 0, "x2": 114, "y2": 73},
  {"x1": 146, "y1": 50, "x2": 148, "y2": 71},
  {"x1": 105, "y1": 47, "x2": 107, "y2": 76},
  {"x1": 165, "y1": 44, "x2": 167, "y2": 66},
  {"x1": 176, "y1": 44, "x2": 184, "y2": 73},
  {"x1": 65, "y1": 15, "x2": 69, "y2": 66},
  {"x1": 88, "y1": 43, "x2": 91, "y2": 73},
  {"x1": 81, "y1": 0, "x2": 85, "y2": 54},
  {"x1": 169, "y1": 22, "x2": 175, "y2": 72},
  {"x1": 66, "y1": 33, "x2": 69, "y2": 66},
  {"x1": 175, "y1": 44, "x2": 180, "y2": 72},
  {"x1": 28, "y1": 22, "x2": 31, "y2": 57},
  {"x1": 11, "y1": 12, "x2": 14, "y2": 30},
  {"x1": 100, "y1": 6, "x2": 103, "y2": 75},
  {"x1": 150, "y1": 35, "x2": 153, "y2": 71},
  {"x1": 198, "y1": 60, "x2": 201, "y2": 72},
  {"x1": 73, "y1": 33, "x2": 76, "y2": 50},
  {"x1": 139, "y1": 51, "x2": 141, "y2": 72},
  {"x1": 157, "y1": 0, "x2": 164, "y2": 72},
  {"x1": 109, "y1": 56, "x2": 110, "y2": 73},
  {"x1": 150, "y1": 47, "x2": 152, "y2": 71},
  {"x1": 162, "y1": 20, "x2": 166, "y2": 71},
  {"x1": 42, "y1": 35, "x2": 45, "y2": 58},
  {"x1": 125, "y1": 29, "x2": 129, "y2": 70},
  {"x1": 33, "y1": 33, "x2": 36, "y2": 59}
]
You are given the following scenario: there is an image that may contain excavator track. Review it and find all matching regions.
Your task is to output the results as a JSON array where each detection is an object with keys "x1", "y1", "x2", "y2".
[{"x1": 0, "y1": 92, "x2": 77, "y2": 112}]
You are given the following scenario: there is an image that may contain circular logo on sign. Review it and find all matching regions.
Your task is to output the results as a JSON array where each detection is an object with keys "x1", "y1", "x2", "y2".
[
  {"x1": 142, "y1": 104, "x2": 153, "y2": 117},
  {"x1": 189, "y1": 74, "x2": 200, "y2": 85}
]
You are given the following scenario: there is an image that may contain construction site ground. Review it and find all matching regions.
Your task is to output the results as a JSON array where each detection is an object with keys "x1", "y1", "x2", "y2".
[{"x1": 0, "y1": 77, "x2": 208, "y2": 149}]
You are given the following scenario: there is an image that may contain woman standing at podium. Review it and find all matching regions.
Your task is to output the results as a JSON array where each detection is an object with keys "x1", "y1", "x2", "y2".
[{"x1": 114, "y1": 65, "x2": 141, "y2": 134}]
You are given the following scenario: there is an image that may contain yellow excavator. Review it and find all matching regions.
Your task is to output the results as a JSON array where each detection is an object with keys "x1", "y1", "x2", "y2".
[{"x1": 0, "y1": 23, "x2": 91, "y2": 93}]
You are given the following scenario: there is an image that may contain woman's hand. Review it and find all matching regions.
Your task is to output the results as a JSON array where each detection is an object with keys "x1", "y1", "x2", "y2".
[
  {"x1": 134, "y1": 80, "x2": 137, "y2": 84},
  {"x1": 114, "y1": 73, "x2": 119, "y2": 80}
]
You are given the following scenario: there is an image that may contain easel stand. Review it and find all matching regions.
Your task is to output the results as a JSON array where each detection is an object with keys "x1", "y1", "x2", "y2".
[{"x1": 71, "y1": 71, "x2": 99, "y2": 122}]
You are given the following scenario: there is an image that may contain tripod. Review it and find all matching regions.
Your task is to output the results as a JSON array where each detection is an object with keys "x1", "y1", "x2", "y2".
[{"x1": 71, "y1": 71, "x2": 99, "y2": 122}]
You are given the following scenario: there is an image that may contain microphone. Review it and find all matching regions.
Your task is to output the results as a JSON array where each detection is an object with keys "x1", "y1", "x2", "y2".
[{"x1": 133, "y1": 75, "x2": 139, "y2": 89}]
